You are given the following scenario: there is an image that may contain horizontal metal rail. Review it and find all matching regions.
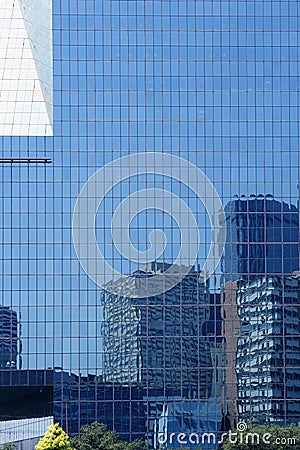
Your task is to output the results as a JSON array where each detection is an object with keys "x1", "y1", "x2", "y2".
[{"x1": 0, "y1": 158, "x2": 52, "y2": 164}]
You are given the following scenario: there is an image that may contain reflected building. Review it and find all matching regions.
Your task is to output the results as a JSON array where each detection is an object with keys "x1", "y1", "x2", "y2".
[
  {"x1": 101, "y1": 263, "x2": 223, "y2": 448},
  {"x1": 101, "y1": 262, "x2": 212, "y2": 397},
  {"x1": 0, "y1": 369, "x2": 146, "y2": 441},
  {"x1": 221, "y1": 282, "x2": 240, "y2": 429},
  {"x1": 204, "y1": 293, "x2": 226, "y2": 400},
  {"x1": 53, "y1": 372, "x2": 146, "y2": 440},
  {"x1": 0, "y1": 307, "x2": 21, "y2": 370},
  {"x1": 222, "y1": 196, "x2": 300, "y2": 427},
  {"x1": 236, "y1": 275, "x2": 300, "y2": 424},
  {"x1": 224, "y1": 197, "x2": 299, "y2": 281},
  {"x1": 157, "y1": 399, "x2": 223, "y2": 450}
]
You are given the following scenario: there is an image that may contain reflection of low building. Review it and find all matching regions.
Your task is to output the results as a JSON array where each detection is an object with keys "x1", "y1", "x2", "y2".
[
  {"x1": 157, "y1": 398, "x2": 223, "y2": 450},
  {"x1": 53, "y1": 372, "x2": 146, "y2": 441},
  {"x1": 236, "y1": 275, "x2": 300, "y2": 424},
  {"x1": 0, "y1": 370, "x2": 146, "y2": 443},
  {"x1": 0, "y1": 307, "x2": 21, "y2": 369}
]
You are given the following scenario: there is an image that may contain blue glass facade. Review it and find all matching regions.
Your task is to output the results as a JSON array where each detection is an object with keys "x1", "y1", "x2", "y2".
[{"x1": 0, "y1": 0, "x2": 300, "y2": 448}]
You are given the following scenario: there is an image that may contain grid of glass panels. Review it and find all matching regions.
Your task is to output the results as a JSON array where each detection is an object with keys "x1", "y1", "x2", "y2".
[{"x1": 0, "y1": 0, "x2": 299, "y2": 447}]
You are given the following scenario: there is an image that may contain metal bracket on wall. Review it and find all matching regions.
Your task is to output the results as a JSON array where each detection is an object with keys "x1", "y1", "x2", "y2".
[{"x1": 0, "y1": 158, "x2": 52, "y2": 164}]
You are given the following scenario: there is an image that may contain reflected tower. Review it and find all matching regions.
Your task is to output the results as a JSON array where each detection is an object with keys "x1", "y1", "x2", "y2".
[
  {"x1": 101, "y1": 262, "x2": 212, "y2": 398},
  {"x1": 0, "y1": 307, "x2": 21, "y2": 369},
  {"x1": 224, "y1": 197, "x2": 299, "y2": 281},
  {"x1": 236, "y1": 275, "x2": 300, "y2": 424},
  {"x1": 222, "y1": 196, "x2": 300, "y2": 427}
]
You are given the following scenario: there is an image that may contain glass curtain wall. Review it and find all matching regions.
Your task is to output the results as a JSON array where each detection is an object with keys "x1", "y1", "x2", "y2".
[{"x1": 0, "y1": 0, "x2": 299, "y2": 447}]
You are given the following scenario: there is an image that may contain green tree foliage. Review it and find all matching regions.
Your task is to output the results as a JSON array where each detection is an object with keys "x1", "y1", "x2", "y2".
[
  {"x1": 35, "y1": 423, "x2": 72, "y2": 450},
  {"x1": 0, "y1": 444, "x2": 17, "y2": 450},
  {"x1": 221, "y1": 423, "x2": 300, "y2": 450},
  {"x1": 70, "y1": 422, "x2": 147, "y2": 450}
]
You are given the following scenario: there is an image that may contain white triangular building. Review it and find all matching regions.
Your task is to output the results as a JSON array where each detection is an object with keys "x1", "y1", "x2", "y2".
[{"x1": 0, "y1": 0, "x2": 52, "y2": 135}]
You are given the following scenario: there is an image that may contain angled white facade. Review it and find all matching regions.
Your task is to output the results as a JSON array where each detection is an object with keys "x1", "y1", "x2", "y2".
[{"x1": 0, "y1": 0, "x2": 52, "y2": 136}]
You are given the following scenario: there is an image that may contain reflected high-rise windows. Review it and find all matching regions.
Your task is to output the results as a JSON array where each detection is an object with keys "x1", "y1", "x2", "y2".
[
  {"x1": 236, "y1": 275, "x2": 300, "y2": 424},
  {"x1": 0, "y1": 307, "x2": 20, "y2": 369}
]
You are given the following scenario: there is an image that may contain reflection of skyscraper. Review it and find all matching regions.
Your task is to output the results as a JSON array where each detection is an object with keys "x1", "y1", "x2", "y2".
[
  {"x1": 236, "y1": 275, "x2": 300, "y2": 424},
  {"x1": 222, "y1": 196, "x2": 300, "y2": 427},
  {"x1": 224, "y1": 197, "x2": 299, "y2": 281},
  {"x1": 0, "y1": 307, "x2": 21, "y2": 369},
  {"x1": 101, "y1": 262, "x2": 212, "y2": 397}
]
